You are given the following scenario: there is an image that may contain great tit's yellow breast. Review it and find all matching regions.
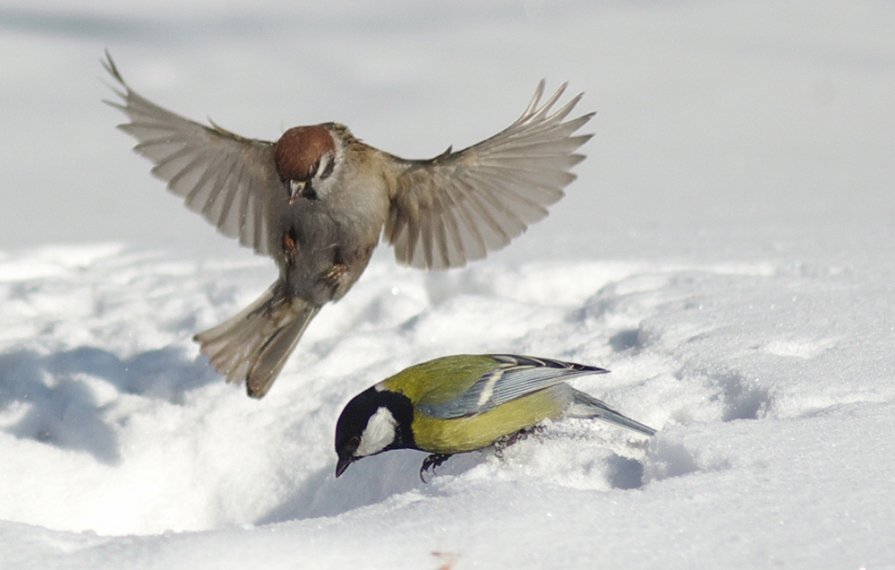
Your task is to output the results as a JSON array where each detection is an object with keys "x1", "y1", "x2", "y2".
[{"x1": 411, "y1": 387, "x2": 568, "y2": 454}]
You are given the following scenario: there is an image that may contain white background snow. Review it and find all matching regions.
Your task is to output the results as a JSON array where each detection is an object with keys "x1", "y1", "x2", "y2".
[{"x1": 2, "y1": 1, "x2": 894, "y2": 568}]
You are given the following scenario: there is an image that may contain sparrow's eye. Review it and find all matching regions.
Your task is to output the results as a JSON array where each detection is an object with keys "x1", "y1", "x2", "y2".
[{"x1": 320, "y1": 156, "x2": 336, "y2": 180}]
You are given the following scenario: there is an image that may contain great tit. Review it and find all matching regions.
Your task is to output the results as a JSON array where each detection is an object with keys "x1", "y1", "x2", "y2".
[{"x1": 334, "y1": 354, "x2": 656, "y2": 480}]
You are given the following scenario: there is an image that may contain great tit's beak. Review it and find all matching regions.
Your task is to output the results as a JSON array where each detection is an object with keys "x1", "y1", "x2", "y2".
[
  {"x1": 288, "y1": 180, "x2": 305, "y2": 205},
  {"x1": 335, "y1": 455, "x2": 355, "y2": 478}
]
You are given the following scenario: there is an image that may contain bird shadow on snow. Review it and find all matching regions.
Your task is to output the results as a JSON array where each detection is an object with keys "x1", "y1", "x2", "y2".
[
  {"x1": 258, "y1": 450, "x2": 483, "y2": 523},
  {"x1": 259, "y1": 435, "x2": 650, "y2": 525},
  {"x1": 0, "y1": 345, "x2": 217, "y2": 464}
]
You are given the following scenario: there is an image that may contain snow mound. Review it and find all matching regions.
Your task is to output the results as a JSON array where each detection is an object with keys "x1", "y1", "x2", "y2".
[{"x1": 1, "y1": 243, "x2": 893, "y2": 568}]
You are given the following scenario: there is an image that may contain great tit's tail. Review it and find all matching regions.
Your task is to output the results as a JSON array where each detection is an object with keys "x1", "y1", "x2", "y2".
[
  {"x1": 568, "y1": 389, "x2": 656, "y2": 436},
  {"x1": 194, "y1": 283, "x2": 320, "y2": 399}
]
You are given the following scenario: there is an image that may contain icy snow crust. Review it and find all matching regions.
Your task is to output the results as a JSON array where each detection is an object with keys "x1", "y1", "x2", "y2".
[{"x1": 2, "y1": 1, "x2": 895, "y2": 568}]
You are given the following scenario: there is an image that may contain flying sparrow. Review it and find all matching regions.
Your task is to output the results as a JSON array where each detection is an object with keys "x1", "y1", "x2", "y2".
[{"x1": 103, "y1": 52, "x2": 594, "y2": 398}]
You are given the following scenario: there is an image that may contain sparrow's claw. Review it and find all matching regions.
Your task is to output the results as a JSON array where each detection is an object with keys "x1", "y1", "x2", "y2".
[{"x1": 321, "y1": 262, "x2": 349, "y2": 285}]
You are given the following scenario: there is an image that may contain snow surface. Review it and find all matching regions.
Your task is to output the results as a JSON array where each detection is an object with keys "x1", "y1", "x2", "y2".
[{"x1": 2, "y1": 1, "x2": 895, "y2": 568}]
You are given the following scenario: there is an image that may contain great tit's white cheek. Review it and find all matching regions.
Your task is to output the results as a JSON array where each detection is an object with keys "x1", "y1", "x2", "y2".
[{"x1": 355, "y1": 407, "x2": 397, "y2": 457}]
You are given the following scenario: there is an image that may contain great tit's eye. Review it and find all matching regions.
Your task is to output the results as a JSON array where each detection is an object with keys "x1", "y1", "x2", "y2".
[{"x1": 348, "y1": 436, "x2": 360, "y2": 450}]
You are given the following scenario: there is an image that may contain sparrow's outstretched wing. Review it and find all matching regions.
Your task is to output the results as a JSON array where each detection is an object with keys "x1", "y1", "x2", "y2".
[
  {"x1": 103, "y1": 52, "x2": 284, "y2": 256},
  {"x1": 382, "y1": 81, "x2": 594, "y2": 270}
]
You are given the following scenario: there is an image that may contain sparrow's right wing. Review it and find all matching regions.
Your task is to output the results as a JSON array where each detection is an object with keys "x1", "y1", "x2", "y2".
[
  {"x1": 382, "y1": 81, "x2": 593, "y2": 270},
  {"x1": 103, "y1": 52, "x2": 285, "y2": 256}
]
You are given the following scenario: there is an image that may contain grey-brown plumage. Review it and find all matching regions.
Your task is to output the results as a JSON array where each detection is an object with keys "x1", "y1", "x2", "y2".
[{"x1": 103, "y1": 52, "x2": 594, "y2": 398}]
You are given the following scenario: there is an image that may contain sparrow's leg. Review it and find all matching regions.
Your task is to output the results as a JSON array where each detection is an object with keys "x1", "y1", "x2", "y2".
[
  {"x1": 419, "y1": 453, "x2": 452, "y2": 483},
  {"x1": 281, "y1": 229, "x2": 298, "y2": 266}
]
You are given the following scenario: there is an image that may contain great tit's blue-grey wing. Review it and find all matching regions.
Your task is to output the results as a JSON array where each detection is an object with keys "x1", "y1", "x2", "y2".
[
  {"x1": 103, "y1": 52, "x2": 284, "y2": 256},
  {"x1": 568, "y1": 389, "x2": 656, "y2": 436},
  {"x1": 382, "y1": 81, "x2": 594, "y2": 270},
  {"x1": 418, "y1": 355, "x2": 607, "y2": 419}
]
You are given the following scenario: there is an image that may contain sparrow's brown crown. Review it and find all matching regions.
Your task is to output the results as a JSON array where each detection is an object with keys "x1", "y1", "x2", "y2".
[{"x1": 274, "y1": 125, "x2": 336, "y2": 181}]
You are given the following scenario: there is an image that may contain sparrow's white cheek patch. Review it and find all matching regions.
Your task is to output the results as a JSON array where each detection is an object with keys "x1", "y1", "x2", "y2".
[{"x1": 356, "y1": 407, "x2": 397, "y2": 457}]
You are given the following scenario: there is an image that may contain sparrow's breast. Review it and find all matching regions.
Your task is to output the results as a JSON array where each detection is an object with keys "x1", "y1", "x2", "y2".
[{"x1": 276, "y1": 179, "x2": 389, "y2": 305}]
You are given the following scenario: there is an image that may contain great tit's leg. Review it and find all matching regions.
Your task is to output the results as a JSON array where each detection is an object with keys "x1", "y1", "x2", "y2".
[
  {"x1": 419, "y1": 453, "x2": 452, "y2": 483},
  {"x1": 494, "y1": 425, "x2": 547, "y2": 458}
]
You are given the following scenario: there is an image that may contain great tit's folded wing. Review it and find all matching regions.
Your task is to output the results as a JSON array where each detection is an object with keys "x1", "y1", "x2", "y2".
[
  {"x1": 418, "y1": 354, "x2": 607, "y2": 419},
  {"x1": 382, "y1": 81, "x2": 593, "y2": 270},
  {"x1": 103, "y1": 51, "x2": 283, "y2": 256},
  {"x1": 568, "y1": 389, "x2": 656, "y2": 436}
]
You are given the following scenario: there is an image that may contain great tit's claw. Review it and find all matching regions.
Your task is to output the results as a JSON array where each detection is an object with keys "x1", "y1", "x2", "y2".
[{"x1": 419, "y1": 453, "x2": 452, "y2": 483}]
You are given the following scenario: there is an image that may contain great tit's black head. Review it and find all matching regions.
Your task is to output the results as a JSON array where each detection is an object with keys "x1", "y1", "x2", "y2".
[{"x1": 334, "y1": 386, "x2": 415, "y2": 478}]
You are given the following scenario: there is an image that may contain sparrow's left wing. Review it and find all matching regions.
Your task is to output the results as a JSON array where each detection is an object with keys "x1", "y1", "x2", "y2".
[
  {"x1": 381, "y1": 81, "x2": 594, "y2": 270},
  {"x1": 418, "y1": 355, "x2": 608, "y2": 419},
  {"x1": 103, "y1": 52, "x2": 284, "y2": 256}
]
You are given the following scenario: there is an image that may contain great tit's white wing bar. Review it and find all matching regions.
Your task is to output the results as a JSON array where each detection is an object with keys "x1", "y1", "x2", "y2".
[
  {"x1": 382, "y1": 81, "x2": 593, "y2": 270},
  {"x1": 103, "y1": 52, "x2": 283, "y2": 256},
  {"x1": 419, "y1": 355, "x2": 608, "y2": 419}
]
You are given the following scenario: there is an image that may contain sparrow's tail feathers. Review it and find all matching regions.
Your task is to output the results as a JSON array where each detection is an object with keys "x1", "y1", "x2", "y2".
[
  {"x1": 568, "y1": 389, "x2": 656, "y2": 436},
  {"x1": 194, "y1": 284, "x2": 320, "y2": 399}
]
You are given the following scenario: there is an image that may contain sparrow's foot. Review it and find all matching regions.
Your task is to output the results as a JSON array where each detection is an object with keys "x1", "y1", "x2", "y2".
[
  {"x1": 321, "y1": 262, "x2": 350, "y2": 287},
  {"x1": 419, "y1": 453, "x2": 452, "y2": 483}
]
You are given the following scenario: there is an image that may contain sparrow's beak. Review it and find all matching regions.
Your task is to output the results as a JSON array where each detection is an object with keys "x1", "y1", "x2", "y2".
[
  {"x1": 288, "y1": 180, "x2": 306, "y2": 205},
  {"x1": 335, "y1": 455, "x2": 355, "y2": 478}
]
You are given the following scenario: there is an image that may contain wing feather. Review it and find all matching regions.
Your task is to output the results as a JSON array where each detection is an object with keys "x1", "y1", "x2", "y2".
[
  {"x1": 437, "y1": 186, "x2": 473, "y2": 267},
  {"x1": 383, "y1": 80, "x2": 594, "y2": 269},
  {"x1": 167, "y1": 150, "x2": 211, "y2": 193},
  {"x1": 210, "y1": 159, "x2": 244, "y2": 228},
  {"x1": 444, "y1": 181, "x2": 488, "y2": 263},
  {"x1": 103, "y1": 51, "x2": 283, "y2": 256},
  {"x1": 419, "y1": 355, "x2": 608, "y2": 419}
]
